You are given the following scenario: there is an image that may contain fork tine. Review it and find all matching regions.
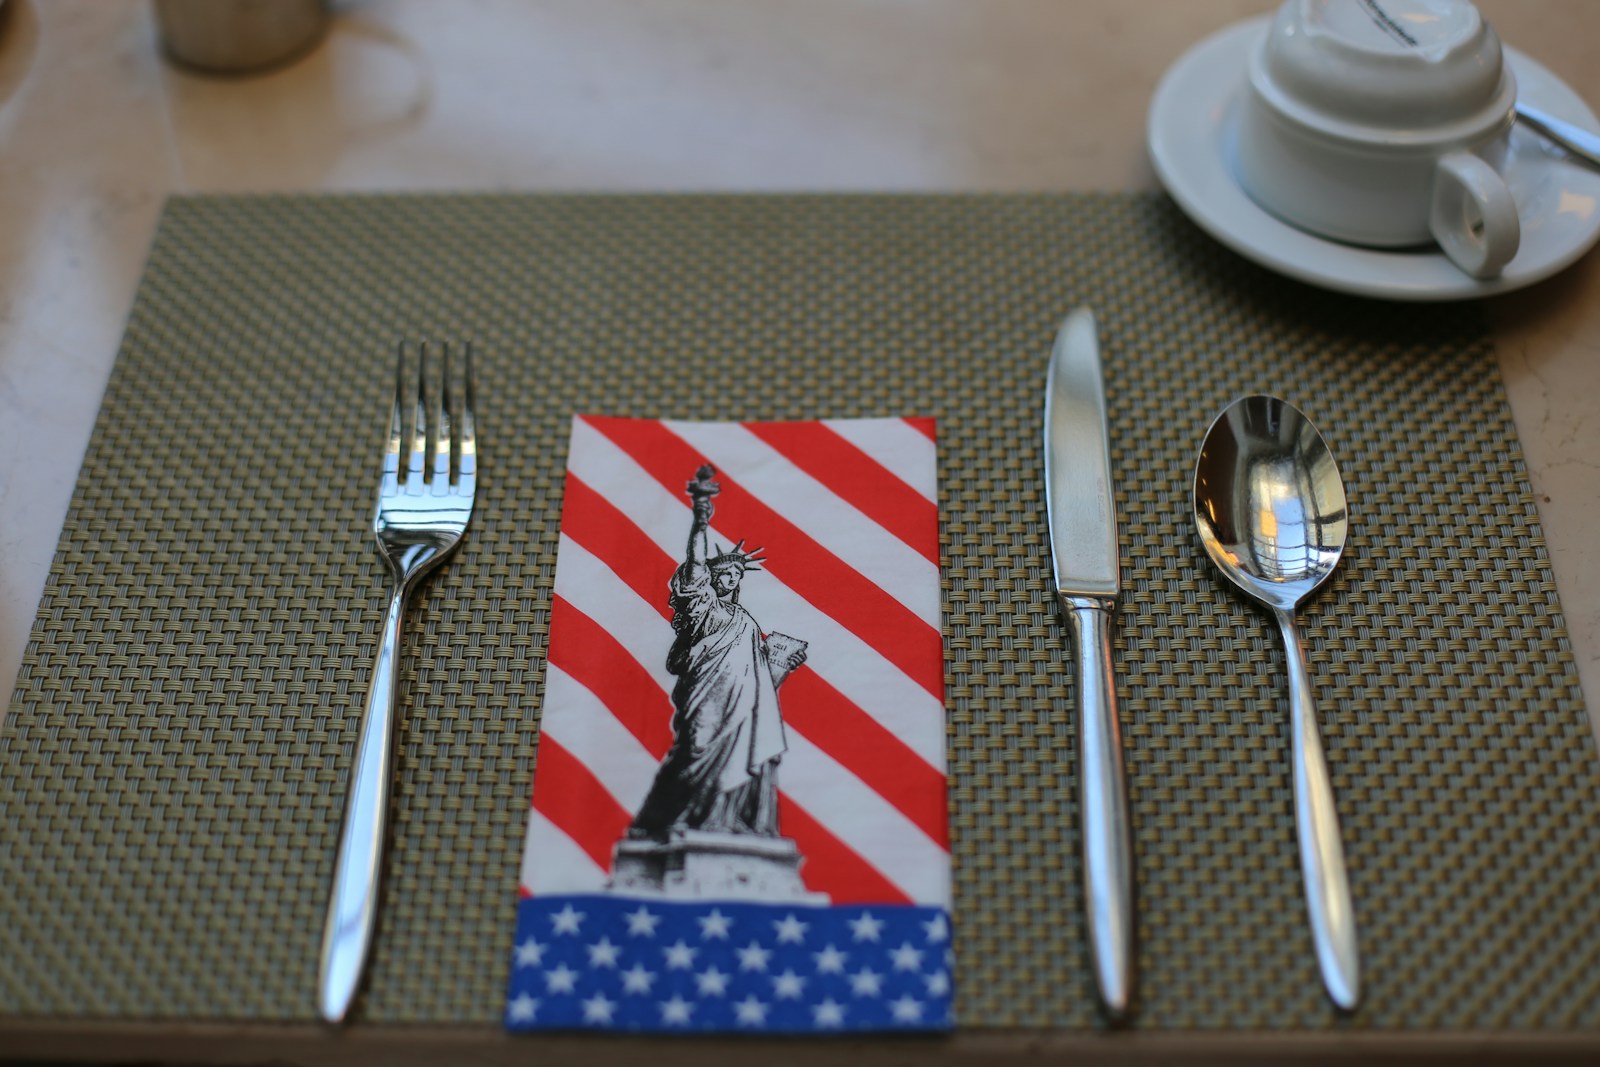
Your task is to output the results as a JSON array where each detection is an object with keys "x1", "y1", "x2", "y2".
[
  {"x1": 432, "y1": 342, "x2": 454, "y2": 490},
  {"x1": 382, "y1": 341, "x2": 404, "y2": 494},
  {"x1": 458, "y1": 340, "x2": 477, "y2": 490},
  {"x1": 408, "y1": 341, "x2": 429, "y2": 487}
]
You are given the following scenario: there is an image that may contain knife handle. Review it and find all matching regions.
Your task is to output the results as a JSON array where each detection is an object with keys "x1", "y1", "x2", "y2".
[{"x1": 1063, "y1": 595, "x2": 1135, "y2": 1018}]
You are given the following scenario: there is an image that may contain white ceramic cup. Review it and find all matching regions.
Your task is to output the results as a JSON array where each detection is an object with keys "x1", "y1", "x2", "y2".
[{"x1": 1234, "y1": 0, "x2": 1521, "y2": 279}]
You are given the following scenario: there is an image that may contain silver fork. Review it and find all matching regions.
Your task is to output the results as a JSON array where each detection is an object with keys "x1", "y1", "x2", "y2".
[{"x1": 318, "y1": 341, "x2": 477, "y2": 1024}]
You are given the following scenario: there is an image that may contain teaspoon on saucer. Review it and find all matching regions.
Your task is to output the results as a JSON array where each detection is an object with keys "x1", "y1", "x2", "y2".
[
  {"x1": 1192, "y1": 395, "x2": 1361, "y2": 1012},
  {"x1": 1516, "y1": 102, "x2": 1600, "y2": 171}
]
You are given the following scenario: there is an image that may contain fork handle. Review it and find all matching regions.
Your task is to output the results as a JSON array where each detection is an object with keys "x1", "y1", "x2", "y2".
[{"x1": 319, "y1": 583, "x2": 408, "y2": 1023}]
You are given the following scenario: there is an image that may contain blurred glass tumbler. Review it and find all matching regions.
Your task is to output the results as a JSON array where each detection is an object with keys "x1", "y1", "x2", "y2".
[
  {"x1": 1235, "y1": 0, "x2": 1521, "y2": 279},
  {"x1": 155, "y1": 0, "x2": 329, "y2": 74}
]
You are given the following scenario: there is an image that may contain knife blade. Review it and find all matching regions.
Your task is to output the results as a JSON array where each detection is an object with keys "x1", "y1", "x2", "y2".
[{"x1": 1043, "y1": 308, "x2": 1135, "y2": 1018}]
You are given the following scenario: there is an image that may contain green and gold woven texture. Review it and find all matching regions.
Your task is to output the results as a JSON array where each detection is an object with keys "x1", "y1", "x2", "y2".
[{"x1": 1, "y1": 193, "x2": 1597, "y2": 1030}]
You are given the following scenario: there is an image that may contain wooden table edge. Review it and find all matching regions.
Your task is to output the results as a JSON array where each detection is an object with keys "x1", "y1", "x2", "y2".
[{"x1": 4, "y1": 1019, "x2": 1600, "y2": 1066}]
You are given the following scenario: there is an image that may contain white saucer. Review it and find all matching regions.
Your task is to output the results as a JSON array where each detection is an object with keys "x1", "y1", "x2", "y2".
[{"x1": 1147, "y1": 17, "x2": 1600, "y2": 301}]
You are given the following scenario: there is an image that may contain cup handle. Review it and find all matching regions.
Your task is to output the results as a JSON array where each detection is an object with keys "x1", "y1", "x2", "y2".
[{"x1": 1431, "y1": 151, "x2": 1521, "y2": 279}]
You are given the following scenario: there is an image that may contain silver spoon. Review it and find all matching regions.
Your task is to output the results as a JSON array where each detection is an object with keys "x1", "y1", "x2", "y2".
[
  {"x1": 1516, "y1": 102, "x2": 1600, "y2": 172},
  {"x1": 1192, "y1": 395, "x2": 1360, "y2": 1012}
]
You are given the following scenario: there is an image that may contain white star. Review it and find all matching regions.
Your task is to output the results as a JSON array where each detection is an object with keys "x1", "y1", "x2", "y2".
[
  {"x1": 733, "y1": 994, "x2": 769, "y2": 1026},
  {"x1": 581, "y1": 993, "x2": 617, "y2": 1024},
  {"x1": 544, "y1": 963, "x2": 579, "y2": 994},
  {"x1": 812, "y1": 998, "x2": 846, "y2": 1028},
  {"x1": 849, "y1": 967, "x2": 883, "y2": 997},
  {"x1": 698, "y1": 908, "x2": 733, "y2": 940},
  {"x1": 621, "y1": 962, "x2": 656, "y2": 994},
  {"x1": 507, "y1": 992, "x2": 540, "y2": 1023},
  {"x1": 773, "y1": 913, "x2": 808, "y2": 944},
  {"x1": 923, "y1": 913, "x2": 950, "y2": 943},
  {"x1": 890, "y1": 995, "x2": 924, "y2": 1023},
  {"x1": 659, "y1": 995, "x2": 694, "y2": 1025},
  {"x1": 695, "y1": 966, "x2": 730, "y2": 997},
  {"x1": 663, "y1": 939, "x2": 698, "y2": 969},
  {"x1": 624, "y1": 905, "x2": 660, "y2": 937},
  {"x1": 586, "y1": 937, "x2": 621, "y2": 969},
  {"x1": 549, "y1": 903, "x2": 586, "y2": 936},
  {"x1": 890, "y1": 941, "x2": 925, "y2": 972},
  {"x1": 736, "y1": 940, "x2": 772, "y2": 972},
  {"x1": 771, "y1": 969, "x2": 807, "y2": 999},
  {"x1": 924, "y1": 970, "x2": 951, "y2": 997},
  {"x1": 813, "y1": 944, "x2": 848, "y2": 974},
  {"x1": 514, "y1": 937, "x2": 546, "y2": 968},
  {"x1": 848, "y1": 912, "x2": 884, "y2": 942}
]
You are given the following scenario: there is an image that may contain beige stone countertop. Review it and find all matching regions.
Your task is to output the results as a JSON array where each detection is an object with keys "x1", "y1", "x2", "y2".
[{"x1": 3, "y1": 1, "x2": 1599, "y2": 1063}]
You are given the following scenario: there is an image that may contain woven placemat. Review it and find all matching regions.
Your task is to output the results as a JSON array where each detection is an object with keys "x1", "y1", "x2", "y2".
[{"x1": 1, "y1": 192, "x2": 1597, "y2": 1031}]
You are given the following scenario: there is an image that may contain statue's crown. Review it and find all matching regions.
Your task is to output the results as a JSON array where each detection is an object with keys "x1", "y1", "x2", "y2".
[{"x1": 709, "y1": 539, "x2": 766, "y2": 574}]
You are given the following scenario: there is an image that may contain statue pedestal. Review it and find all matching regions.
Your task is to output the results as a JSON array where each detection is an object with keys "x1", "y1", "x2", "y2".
[{"x1": 609, "y1": 830, "x2": 830, "y2": 904}]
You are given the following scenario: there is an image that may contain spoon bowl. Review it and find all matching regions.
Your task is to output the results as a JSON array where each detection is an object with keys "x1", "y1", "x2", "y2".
[
  {"x1": 1193, "y1": 394, "x2": 1361, "y2": 1012},
  {"x1": 1193, "y1": 395, "x2": 1349, "y2": 610}
]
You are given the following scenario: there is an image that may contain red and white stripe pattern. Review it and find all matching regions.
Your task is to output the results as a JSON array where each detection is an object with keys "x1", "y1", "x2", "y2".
[{"x1": 519, "y1": 415, "x2": 948, "y2": 908}]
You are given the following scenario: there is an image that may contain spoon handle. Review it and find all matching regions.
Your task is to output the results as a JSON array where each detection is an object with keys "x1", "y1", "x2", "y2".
[
  {"x1": 1276, "y1": 609, "x2": 1361, "y2": 1011},
  {"x1": 1516, "y1": 102, "x2": 1600, "y2": 171},
  {"x1": 1064, "y1": 597, "x2": 1135, "y2": 1018}
]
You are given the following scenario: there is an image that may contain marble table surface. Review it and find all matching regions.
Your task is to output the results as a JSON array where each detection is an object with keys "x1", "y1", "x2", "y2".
[{"x1": 2, "y1": 1, "x2": 1599, "y2": 1060}]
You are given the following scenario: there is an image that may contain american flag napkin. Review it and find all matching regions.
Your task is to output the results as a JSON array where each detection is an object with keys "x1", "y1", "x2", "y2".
[{"x1": 506, "y1": 415, "x2": 950, "y2": 1034}]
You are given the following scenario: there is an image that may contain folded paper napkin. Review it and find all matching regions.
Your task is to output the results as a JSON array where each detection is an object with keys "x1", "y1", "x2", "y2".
[{"x1": 506, "y1": 415, "x2": 951, "y2": 1034}]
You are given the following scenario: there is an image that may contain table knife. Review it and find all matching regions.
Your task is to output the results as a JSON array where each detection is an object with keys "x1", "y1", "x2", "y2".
[{"x1": 1043, "y1": 308, "x2": 1135, "y2": 1017}]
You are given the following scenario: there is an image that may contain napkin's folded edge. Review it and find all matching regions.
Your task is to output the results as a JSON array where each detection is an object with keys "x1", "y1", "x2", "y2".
[{"x1": 506, "y1": 414, "x2": 950, "y2": 1034}]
